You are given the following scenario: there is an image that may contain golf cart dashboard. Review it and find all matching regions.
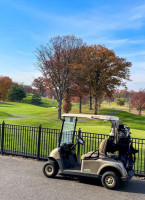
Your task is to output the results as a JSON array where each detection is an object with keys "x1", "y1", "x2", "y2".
[{"x1": 59, "y1": 143, "x2": 75, "y2": 154}]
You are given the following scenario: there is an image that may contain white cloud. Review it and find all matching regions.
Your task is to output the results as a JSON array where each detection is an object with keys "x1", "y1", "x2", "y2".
[
  {"x1": 132, "y1": 61, "x2": 145, "y2": 69},
  {"x1": 131, "y1": 74, "x2": 145, "y2": 82},
  {"x1": 129, "y1": 4, "x2": 145, "y2": 21},
  {"x1": 129, "y1": 14, "x2": 143, "y2": 20},
  {"x1": 120, "y1": 51, "x2": 145, "y2": 57},
  {"x1": 1, "y1": 71, "x2": 41, "y2": 85}
]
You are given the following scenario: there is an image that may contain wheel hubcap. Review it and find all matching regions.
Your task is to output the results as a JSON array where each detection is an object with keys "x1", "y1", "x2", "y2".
[
  {"x1": 45, "y1": 165, "x2": 53, "y2": 175},
  {"x1": 105, "y1": 176, "x2": 114, "y2": 186}
]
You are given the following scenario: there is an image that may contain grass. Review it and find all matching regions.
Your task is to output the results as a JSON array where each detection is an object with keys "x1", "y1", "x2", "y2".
[
  {"x1": 0, "y1": 102, "x2": 61, "y2": 128},
  {"x1": 0, "y1": 101, "x2": 145, "y2": 139},
  {"x1": 22, "y1": 93, "x2": 58, "y2": 108},
  {"x1": 0, "y1": 111, "x2": 16, "y2": 119}
]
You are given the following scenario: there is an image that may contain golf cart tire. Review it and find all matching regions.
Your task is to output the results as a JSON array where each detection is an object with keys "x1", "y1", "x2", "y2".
[
  {"x1": 101, "y1": 171, "x2": 120, "y2": 190},
  {"x1": 43, "y1": 160, "x2": 58, "y2": 178}
]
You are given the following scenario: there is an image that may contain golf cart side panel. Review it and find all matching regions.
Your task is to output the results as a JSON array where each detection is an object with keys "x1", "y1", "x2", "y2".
[
  {"x1": 81, "y1": 158, "x2": 127, "y2": 177},
  {"x1": 81, "y1": 159, "x2": 101, "y2": 173},
  {"x1": 97, "y1": 161, "x2": 128, "y2": 177}
]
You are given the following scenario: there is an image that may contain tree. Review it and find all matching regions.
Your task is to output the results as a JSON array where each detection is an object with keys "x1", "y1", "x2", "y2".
[
  {"x1": 89, "y1": 92, "x2": 93, "y2": 110},
  {"x1": 116, "y1": 97, "x2": 126, "y2": 106},
  {"x1": 128, "y1": 90, "x2": 135, "y2": 112},
  {"x1": 82, "y1": 45, "x2": 132, "y2": 114},
  {"x1": 63, "y1": 92, "x2": 72, "y2": 113},
  {"x1": 70, "y1": 66, "x2": 89, "y2": 113},
  {"x1": 36, "y1": 35, "x2": 84, "y2": 119},
  {"x1": 31, "y1": 93, "x2": 41, "y2": 105},
  {"x1": 114, "y1": 89, "x2": 135, "y2": 112},
  {"x1": 23, "y1": 85, "x2": 34, "y2": 94},
  {"x1": 0, "y1": 76, "x2": 13, "y2": 100},
  {"x1": 8, "y1": 84, "x2": 26, "y2": 102},
  {"x1": 130, "y1": 90, "x2": 145, "y2": 116},
  {"x1": 32, "y1": 77, "x2": 46, "y2": 96}
]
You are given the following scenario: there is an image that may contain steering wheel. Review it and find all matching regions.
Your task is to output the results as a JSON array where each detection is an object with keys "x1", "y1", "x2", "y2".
[{"x1": 70, "y1": 137, "x2": 85, "y2": 150}]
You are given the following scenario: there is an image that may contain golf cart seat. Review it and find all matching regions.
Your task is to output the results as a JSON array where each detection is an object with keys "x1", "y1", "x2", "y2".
[{"x1": 81, "y1": 138, "x2": 108, "y2": 160}]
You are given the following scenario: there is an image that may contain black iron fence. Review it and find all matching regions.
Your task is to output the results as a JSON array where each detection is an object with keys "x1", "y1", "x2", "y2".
[{"x1": 0, "y1": 121, "x2": 145, "y2": 176}]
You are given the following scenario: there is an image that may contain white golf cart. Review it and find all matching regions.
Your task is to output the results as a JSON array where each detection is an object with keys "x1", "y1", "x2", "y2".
[{"x1": 43, "y1": 114, "x2": 137, "y2": 189}]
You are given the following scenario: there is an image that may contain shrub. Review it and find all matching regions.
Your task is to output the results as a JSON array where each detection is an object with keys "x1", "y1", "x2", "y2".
[
  {"x1": 116, "y1": 98, "x2": 126, "y2": 106},
  {"x1": 22, "y1": 93, "x2": 33, "y2": 104},
  {"x1": 31, "y1": 93, "x2": 41, "y2": 105}
]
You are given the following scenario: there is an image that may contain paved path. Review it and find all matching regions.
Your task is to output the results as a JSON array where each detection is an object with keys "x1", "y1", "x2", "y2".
[
  {"x1": 0, "y1": 155, "x2": 145, "y2": 200},
  {"x1": 7, "y1": 114, "x2": 28, "y2": 120},
  {"x1": 105, "y1": 110, "x2": 121, "y2": 115}
]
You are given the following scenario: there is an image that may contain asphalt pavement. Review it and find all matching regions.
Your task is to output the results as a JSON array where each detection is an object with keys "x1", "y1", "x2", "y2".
[{"x1": 0, "y1": 155, "x2": 145, "y2": 200}]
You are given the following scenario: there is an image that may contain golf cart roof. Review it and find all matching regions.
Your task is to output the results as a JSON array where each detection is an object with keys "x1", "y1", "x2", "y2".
[{"x1": 62, "y1": 114, "x2": 119, "y2": 121}]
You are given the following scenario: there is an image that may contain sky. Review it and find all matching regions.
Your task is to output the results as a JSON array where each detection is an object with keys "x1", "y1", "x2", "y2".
[{"x1": 0, "y1": 0, "x2": 145, "y2": 91}]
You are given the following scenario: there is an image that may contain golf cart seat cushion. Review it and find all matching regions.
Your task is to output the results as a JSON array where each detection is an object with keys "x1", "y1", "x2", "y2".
[
  {"x1": 81, "y1": 138, "x2": 108, "y2": 160},
  {"x1": 99, "y1": 138, "x2": 108, "y2": 153},
  {"x1": 81, "y1": 151, "x2": 104, "y2": 160}
]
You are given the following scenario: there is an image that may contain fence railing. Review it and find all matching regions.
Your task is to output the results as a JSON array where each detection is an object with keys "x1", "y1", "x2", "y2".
[{"x1": 0, "y1": 121, "x2": 145, "y2": 176}]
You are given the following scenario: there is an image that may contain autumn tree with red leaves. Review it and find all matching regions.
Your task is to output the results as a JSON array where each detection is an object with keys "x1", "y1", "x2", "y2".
[
  {"x1": 0, "y1": 76, "x2": 13, "y2": 100},
  {"x1": 32, "y1": 77, "x2": 46, "y2": 96},
  {"x1": 63, "y1": 91, "x2": 72, "y2": 113},
  {"x1": 82, "y1": 45, "x2": 132, "y2": 114},
  {"x1": 70, "y1": 65, "x2": 89, "y2": 113},
  {"x1": 23, "y1": 85, "x2": 34, "y2": 94},
  {"x1": 36, "y1": 35, "x2": 84, "y2": 119},
  {"x1": 130, "y1": 90, "x2": 145, "y2": 116}
]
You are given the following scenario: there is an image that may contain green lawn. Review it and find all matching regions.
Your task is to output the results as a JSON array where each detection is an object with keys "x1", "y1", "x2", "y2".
[
  {"x1": 0, "y1": 102, "x2": 145, "y2": 139},
  {"x1": 22, "y1": 94, "x2": 58, "y2": 108}
]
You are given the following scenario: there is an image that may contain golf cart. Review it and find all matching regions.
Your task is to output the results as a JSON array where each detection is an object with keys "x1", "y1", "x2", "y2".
[{"x1": 43, "y1": 114, "x2": 138, "y2": 189}]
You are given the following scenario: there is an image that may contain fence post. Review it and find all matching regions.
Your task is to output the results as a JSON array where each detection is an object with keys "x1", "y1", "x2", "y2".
[
  {"x1": 77, "y1": 128, "x2": 81, "y2": 161},
  {"x1": 37, "y1": 124, "x2": 42, "y2": 160},
  {"x1": 1, "y1": 121, "x2": 5, "y2": 155}
]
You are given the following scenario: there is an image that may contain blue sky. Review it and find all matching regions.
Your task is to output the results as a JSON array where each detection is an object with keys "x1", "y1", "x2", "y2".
[{"x1": 0, "y1": 0, "x2": 145, "y2": 90}]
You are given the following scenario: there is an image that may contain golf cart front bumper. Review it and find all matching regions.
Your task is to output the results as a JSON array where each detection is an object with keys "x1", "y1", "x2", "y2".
[{"x1": 121, "y1": 169, "x2": 135, "y2": 181}]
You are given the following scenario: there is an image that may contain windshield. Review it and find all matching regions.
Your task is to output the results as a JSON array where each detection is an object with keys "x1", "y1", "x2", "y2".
[{"x1": 60, "y1": 117, "x2": 77, "y2": 146}]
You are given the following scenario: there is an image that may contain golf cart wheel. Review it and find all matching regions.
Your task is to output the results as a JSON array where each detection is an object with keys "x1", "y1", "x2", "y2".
[
  {"x1": 101, "y1": 171, "x2": 120, "y2": 190},
  {"x1": 43, "y1": 160, "x2": 58, "y2": 178}
]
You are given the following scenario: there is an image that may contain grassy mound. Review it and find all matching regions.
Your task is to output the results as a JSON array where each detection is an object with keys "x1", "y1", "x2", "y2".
[{"x1": 22, "y1": 93, "x2": 58, "y2": 108}]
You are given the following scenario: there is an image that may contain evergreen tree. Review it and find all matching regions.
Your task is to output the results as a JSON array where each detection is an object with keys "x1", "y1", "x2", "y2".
[
  {"x1": 31, "y1": 93, "x2": 41, "y2": 105},
  {"x1": 8, "y1": 85, "x2": 26, "y2": 102}
]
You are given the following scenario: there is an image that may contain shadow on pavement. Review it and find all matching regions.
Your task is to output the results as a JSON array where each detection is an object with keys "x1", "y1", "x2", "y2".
[
  {"x1": 117, "y1": 179, "x2": 145, "y2": 194},
  {"x1": 55, "y1": 176, "x2": 145, "y2": 194}
]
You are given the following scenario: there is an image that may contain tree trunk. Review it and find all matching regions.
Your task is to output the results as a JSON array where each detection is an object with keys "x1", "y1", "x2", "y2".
[
  {"x1": 58, "y1": 99, "x2": 62, "y2": 119},
  {"x1": 79, "y1": 97, "x2": 82, "y2": 113},
  {"x1": 128, "y1": 96, "x2": 131, "y2": 112},
  {"x1": 89, "y1": 95, "x2": 93, "y2": 110},
  {"x1": 94, "y1": 97, "x2": 98, "y2": 115},
  {"x1": 129, "y1": 101, "x2": 131, "y2": 112},
  {"x1": 138, "y1": 109, "x2": 141, "y2": 116}
]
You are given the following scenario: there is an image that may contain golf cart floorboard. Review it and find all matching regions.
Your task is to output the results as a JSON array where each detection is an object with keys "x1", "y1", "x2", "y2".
[{"x1": 62, "y1": 169, "x2": 99, "y2": 178}]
